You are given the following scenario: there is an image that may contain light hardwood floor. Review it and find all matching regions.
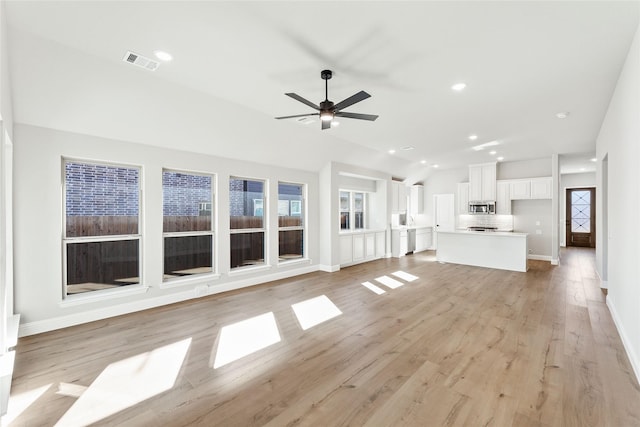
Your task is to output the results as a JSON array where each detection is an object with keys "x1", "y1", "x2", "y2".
[{"x1": 6, "y1": 247, "x2": 640, "y2": 426}]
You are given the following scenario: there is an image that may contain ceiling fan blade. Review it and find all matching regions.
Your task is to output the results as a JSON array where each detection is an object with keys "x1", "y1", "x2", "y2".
[
  {"x1": 334, "y1": 111, "x2": 379, "y2": 121},
  {"x1": 285, "y1": 93, "x2": 320, "y2": 110},
  {"x1": 275, "y1": 113, "x2": 318, "y2": 120},
  {"x1": 321, "y1": 120, "x2": 331, "y2": 130},
  {"x1": 332, "y1": 90, "x2": 371, "y2": 111}
]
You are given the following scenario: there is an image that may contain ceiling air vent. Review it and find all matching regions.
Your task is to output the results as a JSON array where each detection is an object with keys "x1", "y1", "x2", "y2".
[{"x1": 123, "y1": 51, "x2": 159, "y2": 71}]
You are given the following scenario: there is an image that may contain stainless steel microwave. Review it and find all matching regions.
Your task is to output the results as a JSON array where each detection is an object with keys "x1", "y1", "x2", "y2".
[{"x1": 469, "y1": 201, "x2": 496, "y2": 214}]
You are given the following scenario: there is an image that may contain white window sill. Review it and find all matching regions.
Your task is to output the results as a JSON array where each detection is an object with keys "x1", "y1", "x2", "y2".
[
  {"x1": 228, "y1": 264, "x2": 272, "y2": 277},
  {"x1": 60, "y1": 284, "x2": 149, "y2": 307},
  {"x1": 278, "y1": 257, "x2": 310, "y2": 267},
  {"x1": 159, "y1": 273, "x2": 221, "y2": 289}
]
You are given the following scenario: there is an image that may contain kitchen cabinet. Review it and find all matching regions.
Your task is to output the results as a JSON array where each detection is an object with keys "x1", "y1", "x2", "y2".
[
  {"x1": 415, "y1": 227, "x2": 433, "y2": 252},
  {"x1": 510, "y1": 177, "x2": 552, "y2": 200},
  {"x1": 457, "y1": 182, "x2": 470, "y2": 215},
  {"x1": 496, "y1": 180, "x2": 511, "y2": 215},
  {"x1": 391, "y1": 229, "x2": 408, "y2": 258},
  {"x1": 530, "y1": 177, "x2": 552, "y2": 199},
  {"x1": 510, "y1": 179, "x2": 531, "y2": 200},
  {"x1": 469, "y1": 162, "x2": 496, "y2": 201},
  {"x1": 409, "y1": 185, "x2": 424, "y2": 214},
  {"x1": 391, "y1": 181, "x2": 408, "y2": 213},
  {"x1": 339, "y1": 235, "x2": 353, "y2": 264},
  {"x1": 375, "y1": 231, "x2": 386, "y2": 258},
  {"x1": 340, "y1": 230, "x2": 386, "y2": 267}
]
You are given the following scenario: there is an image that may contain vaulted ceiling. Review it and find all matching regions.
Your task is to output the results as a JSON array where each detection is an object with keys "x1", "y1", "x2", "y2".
[{"x1": 5, "y1": 1, "x2": 639, "y2": 181}]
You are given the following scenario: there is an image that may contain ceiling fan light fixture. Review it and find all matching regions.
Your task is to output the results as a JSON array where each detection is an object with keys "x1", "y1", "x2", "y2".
[{"x1": 320, "y1": 111, "x2": 334, "y2": 121}]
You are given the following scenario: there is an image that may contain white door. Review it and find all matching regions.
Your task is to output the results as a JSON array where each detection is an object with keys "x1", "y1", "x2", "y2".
[{"x1": 433, "y1": 194, "x2": 455, "y2": 249}]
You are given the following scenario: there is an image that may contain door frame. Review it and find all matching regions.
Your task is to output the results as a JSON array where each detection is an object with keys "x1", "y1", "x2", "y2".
[{"x1": 565, "y1": 187, "x2": 596, "y2": 248}]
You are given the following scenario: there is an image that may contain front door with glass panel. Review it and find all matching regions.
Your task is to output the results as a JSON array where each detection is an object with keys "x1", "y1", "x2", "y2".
[{"x1": 566, "y1": 188, "x2": 595, "y2": 248}]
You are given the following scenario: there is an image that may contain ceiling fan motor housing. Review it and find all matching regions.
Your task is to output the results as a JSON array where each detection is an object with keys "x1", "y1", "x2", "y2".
[{"x1": 321, "y1": 69, "x2": 333, "y2": 80}]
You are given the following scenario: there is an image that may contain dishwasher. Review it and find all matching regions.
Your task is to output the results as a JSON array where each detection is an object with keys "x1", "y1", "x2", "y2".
[{"x1": 406, "y1": 228, "x2": 416, "y2": 254}]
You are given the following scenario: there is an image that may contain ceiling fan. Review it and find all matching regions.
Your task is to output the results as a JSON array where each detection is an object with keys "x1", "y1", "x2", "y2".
[{"x1": 275, "y1": 70, "x2": 378, "y2": 130}]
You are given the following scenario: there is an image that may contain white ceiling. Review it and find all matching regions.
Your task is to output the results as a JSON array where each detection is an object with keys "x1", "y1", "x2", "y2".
[{"x1": 5, "y1": 1, "x2": 639, "y2": 181}]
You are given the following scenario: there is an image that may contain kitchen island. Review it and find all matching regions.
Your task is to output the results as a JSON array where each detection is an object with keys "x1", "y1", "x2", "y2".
[{"x1": 436, "y1": 230, "x2": 528, "y2": 272}]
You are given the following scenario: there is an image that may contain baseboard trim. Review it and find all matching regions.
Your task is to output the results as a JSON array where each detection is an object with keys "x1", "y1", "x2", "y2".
[
  {"x1": 318, "y1": 264, "x2": 340, "y2": 273},
  {"x1": 19, "y1": 265, "x2": 319, "y2": 337},
  {"x1": 606, "y1": 294, "x2": 640, "y2": 386},
  {"x1": 528, "y1": 254, "x2": 552, "y2": 262}
]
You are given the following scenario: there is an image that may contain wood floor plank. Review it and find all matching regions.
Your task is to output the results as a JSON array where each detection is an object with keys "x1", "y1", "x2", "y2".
[{"x1": 5, "y1": 248, "x2": 640, "y2": 426}]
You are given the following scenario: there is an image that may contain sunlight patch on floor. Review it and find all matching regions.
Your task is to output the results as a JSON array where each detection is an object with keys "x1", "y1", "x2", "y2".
[
  {"x1": 1, "y1": 383, "x2": 51, "y2": 427},
  {"x1": 391, "y1": 271, "x2": 419, "y2": 282},
  {"x1": 375, "y1": 275, "x2": 404, "y2": 289},
  {"x1": 56, "y1": 383, "x2": 87, "y2": 398},
  {"x1": 213, "y1": 312, "x2": 281, "y2": 369},
  {"x1": 291, "y1": 295, "x2": 342, "y2": 330},
  {"x1": 361, "y1": 281, "x2": 386, "y2": 295},
  {"x1": 54, "y1": 338, "x2": 191, "y2": 427}
]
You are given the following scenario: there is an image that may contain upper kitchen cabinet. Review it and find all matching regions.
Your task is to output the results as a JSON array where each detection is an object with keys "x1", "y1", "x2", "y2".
[
  {"x1": 410, "y1": 185, "x2": 424, "y2": 215},
  {"x1": 509, "y1": 177, "x2": 552, "y2": 200},
  {"x1": 530, "y1": 177, "x2": 552, "y2": 199},
  {"x1": 496, "y1": 180, "x2": 511, "y2": 215},
  {"x1": 391, "y1": 181, "x2": 407, "y2": 213},
  {"x1": 469, "y1": 162, "x2": 496, "y2": 201}
]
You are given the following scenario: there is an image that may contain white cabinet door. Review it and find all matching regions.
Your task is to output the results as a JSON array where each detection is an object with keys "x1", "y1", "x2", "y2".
[
  {"x1": 375, "y1": 231, "x2": 386, "y2": 258},
  {"x1": 400, "y1": 234, "x2": 408, "y2": 255},
  {"x1": 391, "y1": 182, "x2": 399, "y2": 212},
  {"x1": 410, "y1": 185, "x2": 424, "y2": 214},
  {"x1": 481, "y1": 164, "x2": 496, "y2": 201},
  {"x1": 496, "y1": 180, "x2": 511, "y2": 215},
  {"x1": 365, "y1": 233, "x2": 376, "y2": 259},
  {"x1": 353, "y1": 234, "x2": 365, "y2": 261},
  {"x1": 398, "y1": 183, "x2": 407, "y2": 212},
  {"x1": 468, "y1": 165, "x2": 483, "y2": 201},
  {"x1": 530, "y1": 177, "x2": 552, "y2": 199},
  {"x1": 339, "y1": 235, "x2": 353, "y2": 265},
  {"x1": 510, "y1": 180, "x2": 531, "y2": 200},
  {"x1": 457, "y1": 183, "x2": 469, "y2": 214}
]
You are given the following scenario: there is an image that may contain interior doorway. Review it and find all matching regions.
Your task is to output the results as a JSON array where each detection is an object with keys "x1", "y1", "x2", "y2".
[{"x1": 566, "y1": 187, "x2": 596, "y2": 247}]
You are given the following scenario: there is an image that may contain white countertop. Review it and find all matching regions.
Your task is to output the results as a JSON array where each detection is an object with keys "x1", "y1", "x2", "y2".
[
  {"x1": 391, "y1": 225, "x2": 433, "y2": 230},
  {"x1": 439, "y1": 230, "x2": 528, "y2": 237}
]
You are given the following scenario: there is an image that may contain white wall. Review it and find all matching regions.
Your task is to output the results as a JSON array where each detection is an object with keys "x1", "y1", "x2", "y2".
[
  {"x1": 559, "y1": 172, "x2": 596, "y2": 246},
  {"x1": 512, "y1": 199, "x2": 552, "y2": 258},
  {"x1": 497, "y1": 157, "x2": 551, "y2": 180},
  {"x1": 595, "y1": 25, "x2": 640, "y2": 383},
  {"x1": 13, "y1": 124, "x2": 319, "y2": 335}
]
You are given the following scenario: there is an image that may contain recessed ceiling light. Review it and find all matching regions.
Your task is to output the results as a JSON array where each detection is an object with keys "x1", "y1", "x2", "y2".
[
  {"x1": 401, "y1": 146, "x2": 415, "y2": 151},
  {"x1": 471, "y1": 140, "x2": 500, "y2": 151},
  {"x1": 451, "y1": 83, "x2": 466, "y2": 91},
  {"x1": 433, "y1": 164, "x2": 439, "y2": 168},
  {"x1": 388, "y1": 149, "x2": 396, "y2": 154},
  {"x1": 580, "y1": 167, "x2": 586, "y2": 171},
  {"x1": 497, "y1": 156, "x2": 504, "y2": 161},
  {"x1": 154, "y1": 50, "x2": 173, "y2": 62},
  {"x1": 556, "y1": 111, "x2": 570, "y2": 119},
  {"x1": 468, "y1": 135, "x2": 478, "y2": 141},
  {"x1": 489, "y1": 150, "x2": 497, "y2": 155},
  {"x1": 590, "y1": 157, "x2": 597, "y2": 162},
  {"x1": 420, "y1": 160, "x2": 427, "y2": 164}
]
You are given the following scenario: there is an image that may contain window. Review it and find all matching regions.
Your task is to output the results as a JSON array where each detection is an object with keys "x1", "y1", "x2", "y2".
[
  {"x1": 339, "y1": 191, "x2": 350, "y2": 230},
  {"x1": 278, "y1": 182, "x2": 305, "y2": 262},
  {"x1": 162, "y1": 170, "x2": 214, "y2": 280},
  {"x1": 63, "y1": 160, "x2": 141, "y2": 296},
  {"x1": 230, "y1": 177, "x2": 265, "y2": 269},
  {"x1": 339, "y1": 190, "x2": 366, "y2": 231}
]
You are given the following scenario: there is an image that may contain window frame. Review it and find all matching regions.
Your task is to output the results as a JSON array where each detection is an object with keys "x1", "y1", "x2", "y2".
[
  {"x1": 338, "y1": 189, "x2": 367, "y2": 232},
  {"x1": 162, "y1": 169, "x2": 216, "y2": 282},
  {"x1": 62, "y1": 158, "x2": 143, "y2": 299},
  {"x1": 278, "y1": 181, "x2": 306, "y2": 264},
  {"x1": 229, "y1": 176, "x2": 267, "y2": 270}
]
